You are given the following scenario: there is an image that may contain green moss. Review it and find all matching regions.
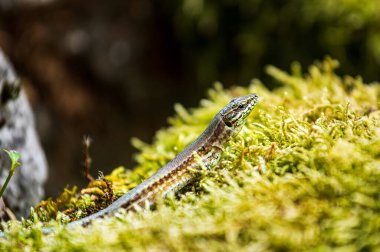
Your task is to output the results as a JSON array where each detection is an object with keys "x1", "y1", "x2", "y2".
[{"x1": 1, "y1": 58, "x2": 380, "y2": 251}]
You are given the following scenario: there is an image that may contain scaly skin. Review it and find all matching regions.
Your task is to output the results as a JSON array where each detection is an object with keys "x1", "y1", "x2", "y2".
[{"x1": 2, "y1": 93, "x2": 259, "y2": 237}]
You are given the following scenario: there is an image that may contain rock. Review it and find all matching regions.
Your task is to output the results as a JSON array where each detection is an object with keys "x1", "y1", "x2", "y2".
[{"x1": 0, "y1": 49, "x2": 47, "y2": 218}]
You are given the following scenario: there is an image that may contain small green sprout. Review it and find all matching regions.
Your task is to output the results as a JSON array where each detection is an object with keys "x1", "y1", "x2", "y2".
[{"x1": 0, "y1": 150, "x2": 21, "y2": 198}]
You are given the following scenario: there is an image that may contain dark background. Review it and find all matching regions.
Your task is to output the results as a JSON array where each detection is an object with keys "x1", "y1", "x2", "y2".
[{"x1": 0, "y1": 0, "x2": 378, "y2": 197}]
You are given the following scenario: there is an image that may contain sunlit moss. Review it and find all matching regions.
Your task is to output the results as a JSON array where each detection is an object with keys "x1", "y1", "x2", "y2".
[{"x1": 1, "y1": 58, "x2": 380, "y2": 251}]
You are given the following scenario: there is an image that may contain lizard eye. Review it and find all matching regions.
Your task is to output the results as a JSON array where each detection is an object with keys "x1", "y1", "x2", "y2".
[{"x1": 224, "y1": 120, "x2": 233, "y2": 127}]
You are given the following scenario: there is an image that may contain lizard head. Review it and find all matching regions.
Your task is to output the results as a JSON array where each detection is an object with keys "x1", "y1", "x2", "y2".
[{"x1": 220, "y1": 93, "x2": 259, "y2": 130}]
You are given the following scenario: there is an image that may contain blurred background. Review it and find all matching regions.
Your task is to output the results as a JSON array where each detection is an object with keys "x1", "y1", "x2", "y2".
[{"x1": 0, "y1": 0, "x2": 379, "y2": 197}]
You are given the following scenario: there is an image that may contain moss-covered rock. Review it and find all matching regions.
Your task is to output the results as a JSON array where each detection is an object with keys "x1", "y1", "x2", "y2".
[{"x1": 1, "y1": 58, "x2": 380, "y2": 251}]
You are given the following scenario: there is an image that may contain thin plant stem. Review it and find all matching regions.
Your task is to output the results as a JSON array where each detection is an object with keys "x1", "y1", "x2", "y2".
[
  {"x1": 0, "y1": 150, "x2": 21, "y2": 198},
  {"x1": 0, "y1": 169, "x2": 15, "y2": 198}
]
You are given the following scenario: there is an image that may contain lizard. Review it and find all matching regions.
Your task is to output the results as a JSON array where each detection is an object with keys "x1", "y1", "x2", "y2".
[{"x1": 1, "y1": 93, "x2": 259, "y2": 236}]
